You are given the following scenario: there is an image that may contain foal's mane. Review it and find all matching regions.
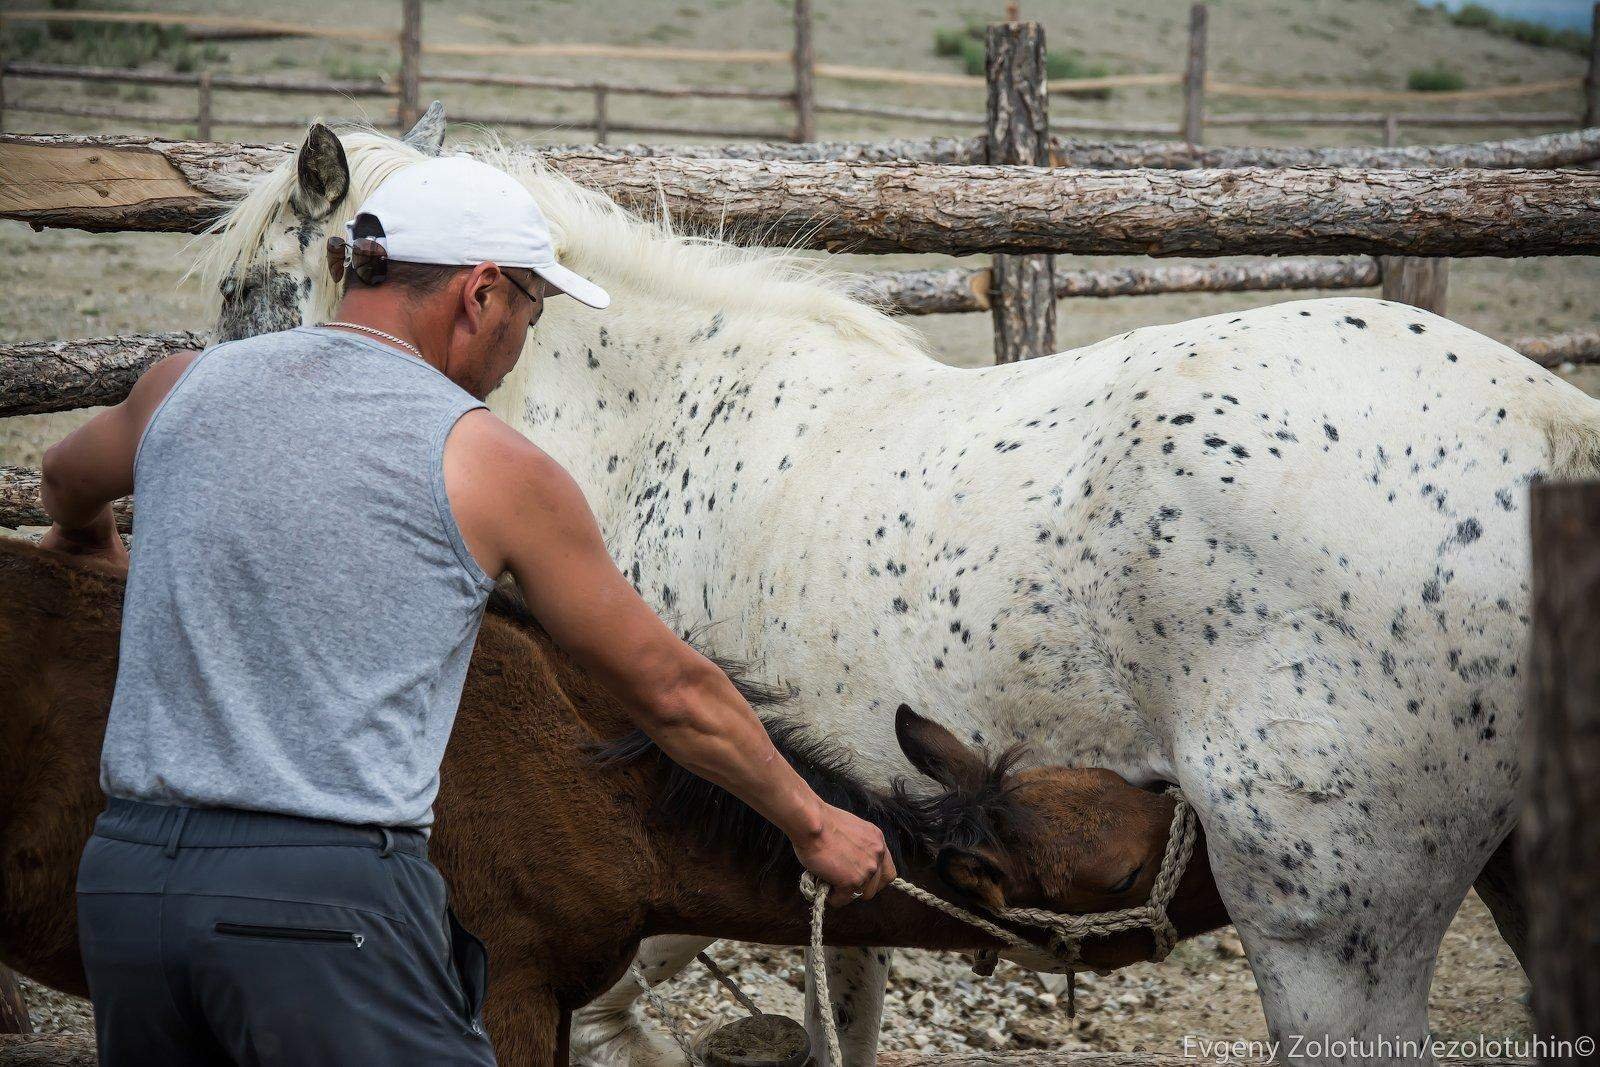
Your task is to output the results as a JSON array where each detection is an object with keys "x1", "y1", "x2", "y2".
[
  {"x1": 200, "y1": 125, "x2": 928, "y2": 356},
  {"x1": 484, "y1": 577, "x2": 1026, "y2": 876}
]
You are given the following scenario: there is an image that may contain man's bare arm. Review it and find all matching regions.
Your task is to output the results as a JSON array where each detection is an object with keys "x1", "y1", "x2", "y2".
[
  {"x1": 444, "y1": 410, "x2": 894, "y2": 903},
  {"x1": 40, "y1": 351, "x2": 199, "y2": 561}
]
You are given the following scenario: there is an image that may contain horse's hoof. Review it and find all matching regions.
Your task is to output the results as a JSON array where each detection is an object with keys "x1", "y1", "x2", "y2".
[
  {"x1": 570, "y1": 1007, "x2": 688, "y2": 1067},
  {"x1": 698, "y1": 1014, "x2": 811, "y2": 1067}
]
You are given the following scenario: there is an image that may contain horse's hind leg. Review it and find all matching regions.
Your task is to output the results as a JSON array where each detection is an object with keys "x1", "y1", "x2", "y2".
[
  {"x1": 570, "y1": 934, "x2": 709, "y2": 1067},
  {"x1": 803, "y1": 946, "x2": 890, "y2": 1067},
  {"x1": 1472, "y1": 832, "x2": 1527, "y2": 972},
  {"x1": 1171, "y1": 627, "x2": 1520, "y2": 1064}
]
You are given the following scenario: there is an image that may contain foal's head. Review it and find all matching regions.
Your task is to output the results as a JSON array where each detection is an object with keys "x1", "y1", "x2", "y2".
[{"x1": 892, "y1": 705, "x2": 1179, "y2": 916}]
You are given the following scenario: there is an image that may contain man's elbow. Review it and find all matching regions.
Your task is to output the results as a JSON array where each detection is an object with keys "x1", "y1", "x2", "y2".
[
  {"x1": 39, "y1": 442, "x2": 73, "y2": 506},
  {"x1": 633, "y1": 653, "x2": 727, "y2": 738}
]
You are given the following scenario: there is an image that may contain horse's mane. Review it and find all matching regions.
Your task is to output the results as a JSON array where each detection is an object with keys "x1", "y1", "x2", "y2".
[
  {"x1": 595, "y1": 715, "x2": 1030, "y2": 878},
  {"x1": 198, "y1": 125, "x2": 928, "y2": 357},
  {"x1": 482, "y1": 577, "x2": 1027, "y2": 877}
]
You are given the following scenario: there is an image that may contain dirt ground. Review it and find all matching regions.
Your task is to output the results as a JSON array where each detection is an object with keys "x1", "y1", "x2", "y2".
[
  {"x1": 0, "y1": 0, "x2": 1583, "y2": 1052},
  {"x1": 18, "y1": 892, "x2": 1529, "y2": 1055}
]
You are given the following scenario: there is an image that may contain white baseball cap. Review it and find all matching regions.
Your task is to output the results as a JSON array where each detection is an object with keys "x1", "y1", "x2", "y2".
[{"x1": 345, "y1": 155, "x2": 610, "y2": 309}]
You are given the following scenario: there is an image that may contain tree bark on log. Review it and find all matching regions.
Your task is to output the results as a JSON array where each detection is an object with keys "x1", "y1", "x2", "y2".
[
  {"x1": 986, "y1": 21, "x2": 1053, "y2": 363},
  {"x1": 1522, "y1": 481, "x2": 1600, "y2": 1055},
  {"x1": 5, "y1": 137, "x2": 1599, "y2": 256},
  {"x1": 0, "y1": 331, "x2": 206, "y2": 418},
  {"x1": 562, "y1": 127, "x2": 1600, "y2": 168},
  {"x1": 0, "y1": 466, "x2": 132, "y2": 533},
  {"x1": 0, "y1": 1034, "x2": 97, "y2": 1066},
  {"x1": 860, "y1": 257, "x2": 1379, "y2": 315}
]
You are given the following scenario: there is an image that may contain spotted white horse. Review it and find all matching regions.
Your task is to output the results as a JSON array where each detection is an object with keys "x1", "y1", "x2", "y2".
[{"x1": 207, "y1": 117, "x2": 1590, "y2": 1066}]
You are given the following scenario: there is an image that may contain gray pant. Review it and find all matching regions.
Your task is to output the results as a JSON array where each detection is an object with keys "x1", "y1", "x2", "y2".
[{"x1": 76, "y1": 798, "x2": 497, "y2": 1066}]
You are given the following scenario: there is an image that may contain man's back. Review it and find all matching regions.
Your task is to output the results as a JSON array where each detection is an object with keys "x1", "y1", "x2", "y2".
[{"x1": 102, "y1": 325, "x2": 495, "y2": 829}]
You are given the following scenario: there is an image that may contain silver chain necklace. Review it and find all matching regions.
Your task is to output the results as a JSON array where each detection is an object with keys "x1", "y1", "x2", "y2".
[{"x1": 318, "y1": 321, "x2": 424, "y2": 360}]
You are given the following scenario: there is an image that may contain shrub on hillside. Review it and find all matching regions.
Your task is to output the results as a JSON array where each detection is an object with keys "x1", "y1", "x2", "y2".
[{"x1": 1408, "y1": 63, "x2": 1466, "y2": 92}]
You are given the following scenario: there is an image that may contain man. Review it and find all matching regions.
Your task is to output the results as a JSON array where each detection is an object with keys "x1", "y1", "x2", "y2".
[{"x1": 42, "y1": 155, "x2": 894, "y2": 1065}]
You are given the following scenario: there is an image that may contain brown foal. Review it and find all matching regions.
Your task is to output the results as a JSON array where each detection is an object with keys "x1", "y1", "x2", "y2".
[{"x1": 0, "y1": 538, "x2": 1228, "y2": 1065}]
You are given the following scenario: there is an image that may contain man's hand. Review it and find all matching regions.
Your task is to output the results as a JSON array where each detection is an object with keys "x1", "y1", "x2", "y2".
[
  {"x1": 792, "y1": 805, "x2": 897, "y2": 907},
  {"x1": 40, "y1": 509, "x2": 128, "y2": 568}
]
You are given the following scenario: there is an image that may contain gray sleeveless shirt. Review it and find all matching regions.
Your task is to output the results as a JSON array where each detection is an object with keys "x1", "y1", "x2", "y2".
[{"x1": 101, "y1": 326, "x2": 496, "y2": 830}]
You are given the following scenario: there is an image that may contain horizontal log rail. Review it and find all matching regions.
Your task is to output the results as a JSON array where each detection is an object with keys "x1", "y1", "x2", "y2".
[
  {"x1": 1207, "y1": 76, "x2": 1583, "y2": 104},
  {"x1": 861, "y1": 257, "x2": 1381, "y2": 315},
  {"x1": 1207, "y1": 111, "x2": 1579, "y2": 129},
  {"x1": 0, "y1": 8, "x2": 395, "y2": 44},
  {"x1": 4, "y1": 136, "x2": 1598, "y2": 257},
  {"x1": 421, "y1": 68, "x2": 794, "y2": 102},
  {"x1": 1509, "y1": 328, "x2": 1600, "y2": 366},
  {"x1": 2, "y1": 61, "x2": 394, "y2": 97},
  {"x1": 539, "y1": 128, "x2": 1600, "y2": 169},
  {"x1": 1, "y1": 465, "x2": 133, "y2": 533},
  {"x1": 447, "y1": 114, "x2": 793, "y2": 142},
  {"x1": 0, "y1": 331, "x2": 206, "y2": 419}
]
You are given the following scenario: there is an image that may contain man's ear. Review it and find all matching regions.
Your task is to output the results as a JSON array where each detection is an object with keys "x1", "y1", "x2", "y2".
[
  {"x1": 291, "y1": 123, "x2": 350, "y2": 220},
  {"x1": 936, "y1": 847, "x2": 1008, "y2": 911},
  {"x1": 896, "y1": 704, "x2": 986, "y2": 791}
]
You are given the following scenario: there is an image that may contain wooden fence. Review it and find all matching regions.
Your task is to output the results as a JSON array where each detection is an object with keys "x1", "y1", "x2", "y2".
[{"x1": 1, "y1": 2, "x2": 1597, "y2": 144}]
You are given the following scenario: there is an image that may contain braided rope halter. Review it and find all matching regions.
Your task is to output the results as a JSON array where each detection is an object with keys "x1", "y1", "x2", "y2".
[{"x1": 801, "y1": 794, "x2": 1198, "y2": 1066}]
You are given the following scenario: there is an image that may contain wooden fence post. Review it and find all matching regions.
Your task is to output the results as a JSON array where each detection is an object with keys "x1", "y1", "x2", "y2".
[
  {"x1": 1585, "y1": 2, "x2": 1599, "y2": 129},
  {"x1": 196, "y1": 71, "x2": 213, "y2": 141},
  {"x1": 0, "y1": 967, "x2": 29, "y2": 1035},
  {"x1": 1182, "y1": 3, "x2": 1208, "y2": 146},
  {"x1": 1376, "y1": 111, "x2": 1451, "y2": 315},
  {"x1": 594, "y1": 86, "x2": 608, "y2": 144},
  {"x1": 398, "y1": 0, "x2": 422, "y2": 132},
  {"x1": 792, "y1": 0, "x2": 815, "y2": 142},
  {"x1": 1379, "y1": 257, "x2": 1449, "y2": 315},
  {"x1": 986, "y1": 21, "x2": 1054, "y2": 363},
  {"x1": 1522, "y1": 480, "x2": 1600, "y2": 1055}
]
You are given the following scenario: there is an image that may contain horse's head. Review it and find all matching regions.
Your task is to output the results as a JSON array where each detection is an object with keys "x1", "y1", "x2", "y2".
[
  {"x1": 894, "y1": 705, "x2": 1181, "y2": 919},
  {"x1": 211, "y1": 105, "x2": 448, "y2": 341}
]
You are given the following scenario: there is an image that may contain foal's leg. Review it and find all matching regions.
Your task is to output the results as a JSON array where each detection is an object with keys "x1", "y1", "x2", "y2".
[
  {"x1": 570, "y1": 934, "x2": 710, "y2": 1067},
  {"x1": 484, "y1": 971, "x2": 564, "y2": 1067},
  {"x1": 803, "y1": 946, "x2": 890, "y2": 1067}
]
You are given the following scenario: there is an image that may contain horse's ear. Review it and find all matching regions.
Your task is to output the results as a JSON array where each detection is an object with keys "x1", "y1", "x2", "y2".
[
  {"x1": 402, "y1": 100, "x2": 447, "y2": 156},
  {"x1": 896, "y1": 704, "x2": 985, "y2": 791},
  {"x1": 936, "y1": 846, "x2": 1008, "y2": 911},
  {"x1": 292, "y1": 123, "x2": 350, "y2": 220}
]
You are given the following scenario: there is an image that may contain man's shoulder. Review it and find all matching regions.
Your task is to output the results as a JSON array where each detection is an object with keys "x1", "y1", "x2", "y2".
[{"x1": 448, "y1": 408, "x2": 554, "y2": 472}]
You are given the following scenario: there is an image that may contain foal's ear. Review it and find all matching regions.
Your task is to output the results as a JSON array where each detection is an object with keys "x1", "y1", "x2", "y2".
[
  {"x1": 292, "y1": 123, "x2": 351, "y2": 221},
  {"x1": 402, "y1": 100, "x2": 447, "y2": 156},
  {"x1": 936, "y1": 846, "x2": 1008, "y2": 911},
  {"x1": 896, "y1": 704, "x2": 986, "y2": 791}
]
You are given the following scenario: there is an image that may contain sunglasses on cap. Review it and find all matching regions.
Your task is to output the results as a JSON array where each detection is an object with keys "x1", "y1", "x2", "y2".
[{"x1": 325, "y1": 234, "x2": 541, "y2": 308}]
